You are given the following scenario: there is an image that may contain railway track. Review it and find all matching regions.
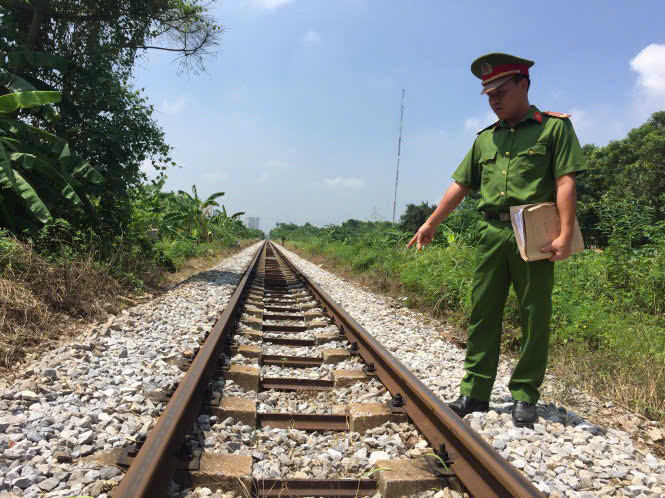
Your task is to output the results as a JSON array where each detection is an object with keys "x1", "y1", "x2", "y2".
[{"x1": 114, "y1": 241, "x2": 542, "y2": 497}]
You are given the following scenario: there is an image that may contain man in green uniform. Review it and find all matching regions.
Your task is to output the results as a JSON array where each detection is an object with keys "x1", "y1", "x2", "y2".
[{"x1": 408, "y1": 53, "x2": 586, "y2": 427}]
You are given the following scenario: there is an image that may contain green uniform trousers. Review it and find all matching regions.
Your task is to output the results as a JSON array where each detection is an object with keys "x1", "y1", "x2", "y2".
[{"x1": 459, "y1": 220, "x2": 554, "y2": 404}]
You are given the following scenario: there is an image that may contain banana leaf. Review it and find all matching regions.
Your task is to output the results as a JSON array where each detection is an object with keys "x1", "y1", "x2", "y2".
[
  {"x1": 0, "y1": 168, "x2": 51, "y2": 223},
  {"x1": 203, "y1": 191, "x2": 225, "y2": 208},
  {"x1": 163, "y1": 212, "x2": 187, "y2": 224},
  {"x1": 6, "y1": 51, "x2": 72, "y2": 71},
  {"x1": 0, "y1": 117, "x2": 69, "y2": 158},
  {"x1": 0, "y1": 141, "x2": 17, "y2": 193},
  {"x1": 9, "y1": 152, "x2": 36, "y2": 172},
  {"x1": 46, "y1": 158, "x2": 101, "y2": 220},
  {"x1": 177, "y1": 190, "x2": 194, "y2": 202},
  {"x1": 0, "y1": 69, "x2": 37, "y2": 93},
  {"x1": 0, "y1": 70, "x2": 60, "y2": 122},
  {"x1": 70, "y1": 157, "x2": 104, "y2": 184},
  {"x1": 12, "y1": 151, "x2": 81, "y2": 193},
  {"x1": 0, "y1": 91, "x2": 61, "y2": 113},
  {"x1": 8, "y1": 152, "x2": 100, "y2": 221},
  {"x1": 0, "y1": 137, "x2": 21, "y2": 150}
]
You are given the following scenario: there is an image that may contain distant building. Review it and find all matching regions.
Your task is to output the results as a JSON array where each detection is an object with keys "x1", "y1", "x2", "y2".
[{"x1": 247, "y1": 217, "x2": 260, "y2": 230}]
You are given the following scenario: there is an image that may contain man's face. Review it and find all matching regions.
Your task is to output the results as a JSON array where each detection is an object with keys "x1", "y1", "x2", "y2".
[{"x1": 487, "y1": 78, "x2": 526, "y2": 121}]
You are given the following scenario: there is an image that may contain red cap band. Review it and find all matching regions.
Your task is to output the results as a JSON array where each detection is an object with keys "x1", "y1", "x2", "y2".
[{"x1": 481, "y1": 63, "x2": 530, "y2": 84}]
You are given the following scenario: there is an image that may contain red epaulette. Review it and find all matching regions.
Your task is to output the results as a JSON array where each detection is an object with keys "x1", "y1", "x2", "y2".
[{"x1": 543, "y1": 111, "x2": 571, "y2": 119}]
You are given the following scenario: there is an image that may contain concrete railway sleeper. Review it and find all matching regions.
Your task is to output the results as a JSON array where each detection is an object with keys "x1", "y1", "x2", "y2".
[{"x1": 114, "y1": 241, "x2": 542, "y2": 497}]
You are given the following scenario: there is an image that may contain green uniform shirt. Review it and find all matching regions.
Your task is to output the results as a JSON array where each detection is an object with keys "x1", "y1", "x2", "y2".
[{"x1": 452, "y1": 105, "x2": 587, "y2": 212}]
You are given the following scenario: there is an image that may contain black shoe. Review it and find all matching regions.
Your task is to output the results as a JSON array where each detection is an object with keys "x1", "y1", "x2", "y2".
[
  {"x1": 447, "y1": 395, "x2": 489, "y2": 417},
  {"x1": 512, "y1": 401, "x2": 537, "y2": 427}
]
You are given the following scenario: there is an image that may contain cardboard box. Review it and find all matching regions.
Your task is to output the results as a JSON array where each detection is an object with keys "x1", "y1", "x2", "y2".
[{"x1": 509, "y1": 202, "x2": 584, "y2": 261}]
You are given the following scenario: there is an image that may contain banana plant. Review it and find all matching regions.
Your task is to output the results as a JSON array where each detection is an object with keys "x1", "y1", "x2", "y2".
[
  {"x1": 0, "y1": 63, "x2": 104, "y2": 229},
  {"x1": 163, "y1": 185, "x2": 227, "y2": 241},
  {"x1": 212, "y1": 204, "x2": 245, "y2": 231}
]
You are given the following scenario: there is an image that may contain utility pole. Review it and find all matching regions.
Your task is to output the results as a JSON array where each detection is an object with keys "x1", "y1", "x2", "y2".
[{"x1": 392, "y1": 88, "x2": 405, "y2": 224}]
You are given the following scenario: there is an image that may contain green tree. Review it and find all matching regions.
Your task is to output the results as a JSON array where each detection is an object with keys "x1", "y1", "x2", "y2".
[
  {"x1": 270, "y1": 222, "x2": 321, "y2": 241},
  {"x1": 577, "y1": 111, "x2": 665, "y2": 247},
  {"x1": 399, "y1": 201, "x2": 436, "y2": 233},
  {"x1": 0, "y1": 70, "x2": 103, "y2": 230},
  {"x1": 0, "y1": 0, "x2": 223, "y2": 235}
]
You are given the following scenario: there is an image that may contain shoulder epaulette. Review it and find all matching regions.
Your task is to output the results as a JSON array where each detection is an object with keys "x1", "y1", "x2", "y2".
[
  {"x1": 477, "y1": 120, "x2": 499, "y2": 134},
  {"x1": 543, "y1": 111, "x2": 571, "y2": 119}
]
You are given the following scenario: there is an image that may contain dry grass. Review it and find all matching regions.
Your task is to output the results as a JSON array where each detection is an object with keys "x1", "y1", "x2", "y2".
[
  {"x1": 0, "y1": 237, "x2": 257, "y2": 372},
  {"x1": 0, "y1": 277, "x2": 54, "y2": 368},
  {"x1": 0, "y1": 239, "x2": 123, "y2": 369},
  {"x1": 550, "y1": 341, "x2": 665, "y2": 421}
]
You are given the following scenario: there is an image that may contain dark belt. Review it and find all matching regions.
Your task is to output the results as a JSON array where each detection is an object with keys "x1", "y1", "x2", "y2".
[{"x1": 483, "y1": 211, "x2": 512, "y2": 222}]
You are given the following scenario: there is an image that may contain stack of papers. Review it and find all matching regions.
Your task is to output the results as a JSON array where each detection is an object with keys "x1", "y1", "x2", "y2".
[
  {"x1": 509, "y1": 203, "x2": 584, "y2": 262},
  {"x1": 514, "y1": 208, "x2": 525, "y2": 246}
]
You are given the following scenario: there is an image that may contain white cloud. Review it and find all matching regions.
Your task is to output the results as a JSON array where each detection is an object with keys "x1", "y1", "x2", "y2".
[
  {"x1": 463, "y1": 111, "x2": 496, "y2": 132},
  {"x1": 251, "y1": 0, "x2": 294, "y2": 10},
  {"x1": 630, "y1": 43, "x2": 665, "y2": 118},
  {"x1": 160, "y1": 97, "x2": 187, "y2": 115},
  {"x1": 630, "y1": 44, "x2": 665, "y2": 97},
  {"x1": 257, "y1": 172, "x2": 269, "y2": 184},
  {"x1": 301, "y1": 29, "x2": 321, "y2": 45},
  {"x1": 323, "y1": 176, "x2": 365, "y2": 190}
]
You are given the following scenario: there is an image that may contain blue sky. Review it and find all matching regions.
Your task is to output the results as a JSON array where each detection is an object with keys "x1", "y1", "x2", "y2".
[{"x1": 134, "y1": 0, "x2": 665, "y2": 233}]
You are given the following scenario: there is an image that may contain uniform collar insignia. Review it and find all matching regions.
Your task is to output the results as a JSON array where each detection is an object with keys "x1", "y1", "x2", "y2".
[
  {"x1": 495, "y1": 106, "x2": 542, "y2": 130},
  {"x1": 527, "y1": 106, "x2": 542, "y2": 124}
]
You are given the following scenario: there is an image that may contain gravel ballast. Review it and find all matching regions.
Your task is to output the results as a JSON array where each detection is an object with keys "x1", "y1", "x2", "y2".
[
  {"x1": 0, "y1": 243, "x2": 262, "y2": 497},
  {"x1": 2, "y1": 240, "x2": 664, "y2": 497},
  {"x1": 275, "y1": 244, "x2": 665, "y2": 498}
]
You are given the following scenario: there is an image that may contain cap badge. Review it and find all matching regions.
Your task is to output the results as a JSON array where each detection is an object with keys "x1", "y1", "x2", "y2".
[{"x1": 481, "y1": 62, "x2": 493, "y2": 76}]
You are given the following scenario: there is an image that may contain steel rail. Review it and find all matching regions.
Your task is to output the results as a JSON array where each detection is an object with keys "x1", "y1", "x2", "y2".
[
  {"x1": 270, "y1": 241, "x2": 542, "y2": 498},
  {"x1": 115, "y1": 242, "x2": 266, "y2": 497}
]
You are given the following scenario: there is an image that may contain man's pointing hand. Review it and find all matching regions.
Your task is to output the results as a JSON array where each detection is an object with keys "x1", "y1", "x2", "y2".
[{"x1": 407, "y1": 222, "x2": 436, "y2": 251}]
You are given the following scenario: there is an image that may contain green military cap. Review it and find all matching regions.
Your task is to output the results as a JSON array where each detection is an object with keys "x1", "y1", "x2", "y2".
[{"x1": 471, "y1": 53, "x2": 535, "y2": 95}]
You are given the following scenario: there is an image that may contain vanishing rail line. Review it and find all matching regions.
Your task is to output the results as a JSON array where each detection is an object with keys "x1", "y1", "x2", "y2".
[{"x1": 114, "y1": 241, "x2": 542, "y2": 497}]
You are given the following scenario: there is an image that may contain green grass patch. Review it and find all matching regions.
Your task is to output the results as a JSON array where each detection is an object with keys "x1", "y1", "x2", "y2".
[
  {"x1": 155, "y1": 238, "x2": 227, "y2": 267},
  {"x1": 287, "y1": 235, "x2": 665, "y2": 420}
]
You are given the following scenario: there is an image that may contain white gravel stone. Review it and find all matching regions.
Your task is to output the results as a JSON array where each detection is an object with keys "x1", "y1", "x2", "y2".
[
  {"x1": 257, "y1": 380, "x2": 388, "y2": 414},
  {"x1": 247, "y1": 421, "x2": 429, "y2": 480}
]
